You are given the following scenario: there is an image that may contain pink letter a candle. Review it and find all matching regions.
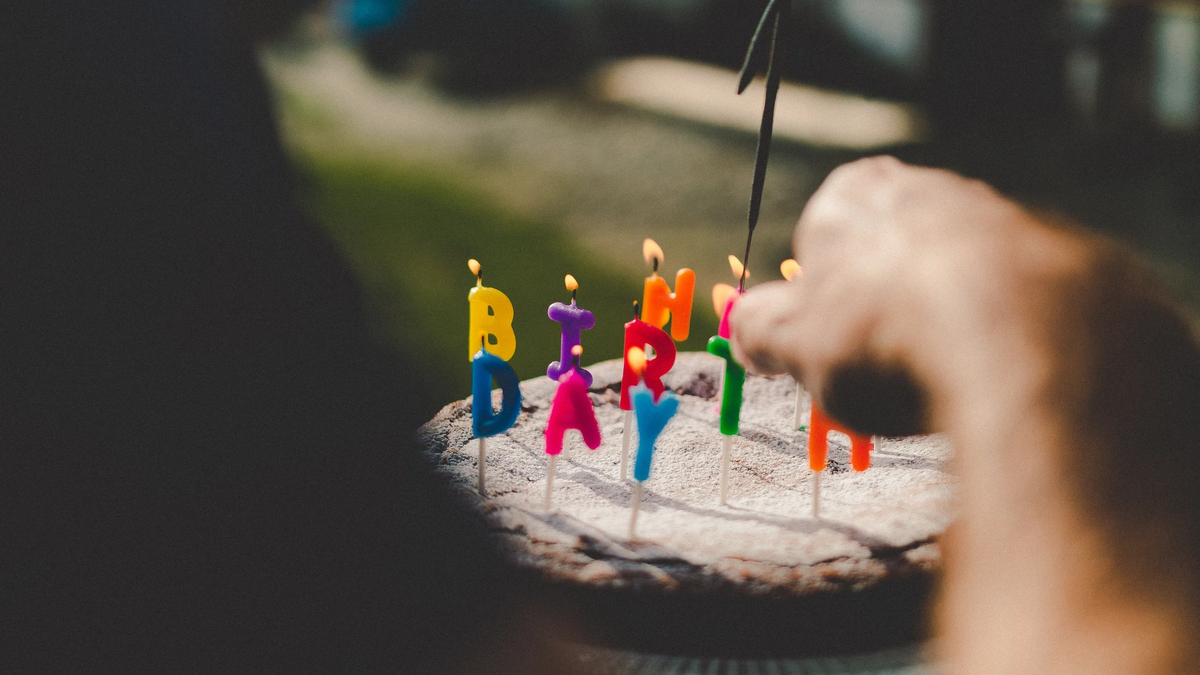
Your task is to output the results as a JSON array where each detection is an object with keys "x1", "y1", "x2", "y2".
[
  {"x1": 543, "y1": 346, "x2": 601, "y2": 510},
  {"x1": 545, "y1": 369, "x2": 601, "y2": 456}
]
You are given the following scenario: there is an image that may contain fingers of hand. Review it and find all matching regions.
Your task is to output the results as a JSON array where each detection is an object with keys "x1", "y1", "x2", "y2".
[
  {"x1": 728, "y1": 281, "x2": 804, "y2": 377},
  {"x1": 732, "y1": 158, "x2": 921, "y2": 384}
]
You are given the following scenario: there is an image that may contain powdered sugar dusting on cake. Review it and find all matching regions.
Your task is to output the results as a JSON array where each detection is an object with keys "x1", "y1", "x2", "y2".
[{"x1": 420, "y1": 353, "x2": 955, "y2": 594}]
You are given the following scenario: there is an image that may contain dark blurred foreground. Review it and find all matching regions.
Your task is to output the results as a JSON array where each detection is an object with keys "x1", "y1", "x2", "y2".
[{"x1": 1, "y1": 2, "x2": 573, "y2": 672}]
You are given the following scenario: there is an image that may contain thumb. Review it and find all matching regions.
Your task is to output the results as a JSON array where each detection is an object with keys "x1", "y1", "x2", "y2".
[{"x1": 729, "y1": 280, "x2": 806, "y2": 378}]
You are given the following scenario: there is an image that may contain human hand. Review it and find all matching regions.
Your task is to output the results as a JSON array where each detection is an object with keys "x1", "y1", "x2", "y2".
[
  {"x1": 731, "y1": 156, "x2": 1093, "y2": 436},
  {"x1": 731, "y1": 156, "x2": 1200, "y2": 674}
]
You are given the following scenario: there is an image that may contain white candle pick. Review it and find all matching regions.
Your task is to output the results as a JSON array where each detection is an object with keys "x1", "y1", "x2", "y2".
[
  {"x1": 812, "y1": 469, "x2": 821, "y2": 519},
  {"x1": 478, "y1": 437, "x2": 487, "y2": 494},
  {"x1": 620, "y1": 410, "x2": 632, "y2": 481},
  {"x1": 720, "y1": 434, "x2": 732, "y2": 506},
  {"x1": 544, "y1": 454, "x2": 557, "y2": 511},
  {"x1": 629, "y1": 481, "x2": 644, "y2": 539}
]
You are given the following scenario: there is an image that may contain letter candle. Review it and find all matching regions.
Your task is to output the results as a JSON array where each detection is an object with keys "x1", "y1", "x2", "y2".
[
  {"x1": 625, "y1": 347, "x2": 681, "y2": 539},
  {"x1": 780, "y1": 259, "x2": 804, "y2": 430},
  {"x1": 471, "y1": 337, "x2": 522, "y2": 495},
  {"x1": 468, "y1": 259, "x2": 521, "y2": 494},
  {"x1": 808, "y1": 404, "x2": 874, "y2": 518},
  {"x1": 709, "y1": 283, "x2": 736, "y2": 417},
  {"x1": 640, "y1": 239, "x2": 696, "y2": 342},
  {"x1": 619, "y1": 302, "x2": 676, "y2": 481},
  {"x1": 782, "y1": 251, "x2": 875, "y2": 518},
  {"x1": 544, "y1": 345, "x2": 602, "y2": 510},
  {"x1": 468, "y1": 259, "x2": 516, "y2": 362},
  {"x1": 707, "y1": 256, "x2": 749, "y2": 505},
  {"x1": 547, "y1": 274, "x2": 596, "y2": 386},
  {"x1": 712, "y1": 255, "x2": 749, "y2": 340},
  {"x1": 707, "y1": 337, "x2": 745, "y2": 505}
]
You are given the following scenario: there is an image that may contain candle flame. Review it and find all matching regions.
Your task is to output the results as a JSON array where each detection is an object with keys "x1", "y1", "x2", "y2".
[
  {"x1": 780, "y1": 259, "x2": 802, "y2": 281},
  {"x1": 564, "y1": 274, "x2": 578, "y2": 291},
  {"x1": 571, "y1": 344, "x2": 583, "y2": 357},
  {"x1": 712, "y1": 283, "x2": 735, "y2": 316},
  {"x1": 467, "y1": 259, "x2": 481, "y2": 276},
  {"x1": 642, "y1": 238, "x2": 664, "y2": 269},
  {"x1": 627, "y1": 346, "x2": 647, "y2": 376},
  {"x1": 728, "y1": 255, "x2": 749, "y2": 280}
]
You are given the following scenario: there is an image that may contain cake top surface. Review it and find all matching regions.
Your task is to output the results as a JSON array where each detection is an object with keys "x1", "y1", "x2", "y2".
[{"x1": 419, "y1": 352, "x2": 955, "y2": 594}]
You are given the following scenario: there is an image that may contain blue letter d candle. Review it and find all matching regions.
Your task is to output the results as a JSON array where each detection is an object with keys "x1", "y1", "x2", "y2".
[{"x1": 472, "y1": 347, "x2": 522, "y2": 437}]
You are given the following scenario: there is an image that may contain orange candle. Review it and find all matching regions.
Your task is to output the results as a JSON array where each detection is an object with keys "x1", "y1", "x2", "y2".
[
  {"x1": 808, "y1": 403, "x2": 874, "y2": 472},
  {"x1": 640, "y1": 239, "x2": 695, "y2": 342}
]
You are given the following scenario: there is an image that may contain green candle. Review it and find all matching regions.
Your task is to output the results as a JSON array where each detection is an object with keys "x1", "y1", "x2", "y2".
[{"x1": 706, "y1": 336, "x2": 745, "y2": 435}]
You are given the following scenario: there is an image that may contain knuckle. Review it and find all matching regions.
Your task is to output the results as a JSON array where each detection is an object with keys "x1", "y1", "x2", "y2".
[
  {"x1": 838, "y1": 155, "x2": 904, "y2": 181},
  {"x1": 817, "y1": 156, "x2": 909, "y2": 204}
]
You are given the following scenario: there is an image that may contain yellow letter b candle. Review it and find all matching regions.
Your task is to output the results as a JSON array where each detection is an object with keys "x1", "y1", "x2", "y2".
[{"x1": 467, "y1": 259, "x2": 516, "y2": 362}]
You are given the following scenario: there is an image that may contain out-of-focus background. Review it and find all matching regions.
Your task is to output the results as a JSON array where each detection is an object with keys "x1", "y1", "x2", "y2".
[{"x1": 266, "y1": 0, "x2": 1200, "y2": 419}]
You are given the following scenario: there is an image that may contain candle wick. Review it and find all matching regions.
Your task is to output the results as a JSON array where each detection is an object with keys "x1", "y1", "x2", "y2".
[
  {"x1": 571, "y1": 289, "x2": 577, "y2": 303},
  {"x1": 652, "y1": 258, "x2": 659, "y2": 274},
  {"x1": 633, "y1": 300, "x2": 641, "y2": 321}
]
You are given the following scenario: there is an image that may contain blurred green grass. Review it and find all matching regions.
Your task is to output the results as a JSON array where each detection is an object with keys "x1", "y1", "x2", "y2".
[{"x1": 295, "y1": 151, "x2": 719, "y2": 416}]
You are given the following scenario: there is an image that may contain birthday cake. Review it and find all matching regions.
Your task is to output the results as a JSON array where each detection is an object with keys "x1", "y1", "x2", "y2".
[{"x1": 419, "y1": 352, "x2": 955, "y2": 657}]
